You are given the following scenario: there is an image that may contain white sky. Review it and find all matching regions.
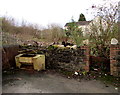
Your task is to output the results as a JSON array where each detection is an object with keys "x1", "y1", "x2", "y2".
[{"x1": 0, "y1": 0, "x2": 119, "y2": 28}]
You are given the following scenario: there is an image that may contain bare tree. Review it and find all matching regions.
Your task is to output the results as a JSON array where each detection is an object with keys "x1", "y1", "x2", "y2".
[{"x1": 89, "y1": 1, "x2": 119, "y2": 58}]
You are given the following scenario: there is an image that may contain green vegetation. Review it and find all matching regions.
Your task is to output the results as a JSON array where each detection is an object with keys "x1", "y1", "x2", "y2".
[
  {"x1": 2, "y1": 16, "x2": 66, "y2": 45},
  {"x1": 65, "y1": 22, "x2": 86, "y2": 46},
  {"x1": 89, "y1": 3, "x2": 118, "y2": 58},
  {"x1": 99, "y1": 75, "x2": 119, "y2": 87},
  {"x1": 78, "y1": 13, "x2": 86, "y2": 21}
]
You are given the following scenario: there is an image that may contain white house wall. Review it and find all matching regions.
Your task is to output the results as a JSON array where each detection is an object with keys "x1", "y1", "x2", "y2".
[{"x1": 78, "y1": 25, "x2": 91, "y2": 36}]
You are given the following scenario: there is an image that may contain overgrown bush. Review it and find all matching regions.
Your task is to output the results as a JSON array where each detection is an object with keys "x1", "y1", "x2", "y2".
[
  {"x1": 64, "y1": 22, "x2": 86, "y2": 46},
  {"x1": 89, "y1": 2, "x2": 119, "y2": 58}
]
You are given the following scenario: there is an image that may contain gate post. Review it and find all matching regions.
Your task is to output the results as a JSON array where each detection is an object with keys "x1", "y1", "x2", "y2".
[
  {"x1": 110, "y1": 44, "x2": 120, "y2": 76},
  {"x1": 81, "y1": 46, "x2": 90, "y2": 72}
]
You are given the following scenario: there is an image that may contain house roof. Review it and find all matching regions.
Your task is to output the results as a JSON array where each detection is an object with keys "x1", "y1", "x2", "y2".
[{"x1": 65, "y1": 21, "x2": 91, "y2": 27}]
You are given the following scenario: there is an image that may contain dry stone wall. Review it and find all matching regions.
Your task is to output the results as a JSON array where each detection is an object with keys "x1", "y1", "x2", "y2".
[{"x1": 37, "y1": 46, "x2": 90, "y2": 72}]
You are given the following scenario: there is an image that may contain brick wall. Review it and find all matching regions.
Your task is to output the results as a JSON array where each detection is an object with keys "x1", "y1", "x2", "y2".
[
  {"x1": 110, "y1": 45, "x2": 120, "y2": 76},
  {"x1": 80, "y1": 46, "x2": 90, "y2": 72}
]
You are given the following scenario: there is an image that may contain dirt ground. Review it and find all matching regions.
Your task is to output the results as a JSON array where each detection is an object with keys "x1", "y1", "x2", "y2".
[{"x1": 2, "y1": 69, "x2": 119, "y2": 93}]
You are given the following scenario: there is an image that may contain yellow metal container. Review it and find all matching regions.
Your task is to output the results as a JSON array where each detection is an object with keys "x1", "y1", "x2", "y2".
[{"x1": 15, "y1": 54, "x2": 45, "y2": 71}]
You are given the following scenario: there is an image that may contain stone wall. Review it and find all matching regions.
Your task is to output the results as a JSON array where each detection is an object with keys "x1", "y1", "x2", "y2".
[
  {"x1": 2, "y1": 45, "x2": 20, "y2": 70},
  {"x1": 37, "y1": 46, "x2": 90, "y2": 72},
  {"x1": 2, "y1": 45, "x2": 90, "y2": 72},
  {"x1": 110, "y1": 45, "x2": 120, "y2": 76}
]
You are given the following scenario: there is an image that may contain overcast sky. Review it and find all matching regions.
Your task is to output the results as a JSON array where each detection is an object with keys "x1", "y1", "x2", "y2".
[{"x1": 0, "y1": 0, "x2": 119, "y2": 28}]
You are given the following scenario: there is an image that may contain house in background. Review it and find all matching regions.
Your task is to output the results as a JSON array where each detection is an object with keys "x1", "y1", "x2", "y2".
[
  {"x1": 64, "y1": 21, "x2": 92, "y2": 36},
  {"x1": 64, "y1": 16, "x2": 112, "y2": 45},
  {"x1": 64, "y1": 16, "x2": 112, "y2": 37}
]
